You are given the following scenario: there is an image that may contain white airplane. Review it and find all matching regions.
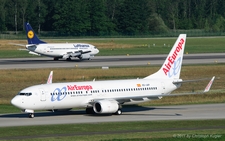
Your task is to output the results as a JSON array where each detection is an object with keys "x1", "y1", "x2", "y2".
[
  {"x1": 23, "y1": 23, "x2": 99, "y2": 60},
  {"x1": 11, "y1": 34, "x2": 215, "y2": 118}
]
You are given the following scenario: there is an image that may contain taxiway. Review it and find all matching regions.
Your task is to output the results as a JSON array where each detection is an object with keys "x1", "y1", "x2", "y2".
[
  {"x1": 0, "y1": 53, "x2": 224, "y2": 69},
  {"x1": 0, "y1": 103, "x2": 224, "y2": 127}
]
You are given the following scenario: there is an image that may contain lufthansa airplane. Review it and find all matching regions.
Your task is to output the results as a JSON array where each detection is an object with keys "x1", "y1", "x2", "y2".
[
  {"x1": 11, "y1": 34, "x2": 215, "y2": 118},
  {"x1": 23, "y1": 23, "x2": 99, "y2": 60}
]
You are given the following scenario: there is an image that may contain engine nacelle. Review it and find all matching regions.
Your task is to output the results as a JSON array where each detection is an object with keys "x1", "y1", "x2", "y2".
[
  {"x1": 79, "y1": 54, "x2": 91, "y2": 60},
  {"x1": 29, "y1": 51, "x2": 40, "y2": 56},
  {"x1": 93, "y1": 100, "x2": 119, "y2": 114}
]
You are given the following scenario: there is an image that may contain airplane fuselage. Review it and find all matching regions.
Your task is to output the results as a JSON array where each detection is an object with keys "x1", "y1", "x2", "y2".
[
  {"x1": 11, "y1": 79, "x2": 180, "y2": 111},
  {"x1": 26, "y1": 43, "x2": 99, "y2": 59}
]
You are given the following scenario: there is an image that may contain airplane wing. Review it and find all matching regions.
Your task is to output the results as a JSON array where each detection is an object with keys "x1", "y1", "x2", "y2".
[
  {"x1": 172, "y1": 77, "x2": 212, "y2": 84},
  {"x1": 62, "y1": 50, "x2": 91, "y2": 58},
  {"x1": 89, "y1": 76, "x2": 215, "y2": 105}
]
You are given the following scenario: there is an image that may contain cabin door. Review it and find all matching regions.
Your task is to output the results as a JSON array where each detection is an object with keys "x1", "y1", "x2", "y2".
[
  {"x1": 161, "y1": 82, "x2": 165, "y2": 94},
  {"x1": 39, "y1": 88, "x2": 46, "y2": 101}
]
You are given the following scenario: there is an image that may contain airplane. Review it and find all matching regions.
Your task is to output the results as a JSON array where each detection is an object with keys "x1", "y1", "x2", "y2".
[
  {"x1": 11, "y1": 34, "x2": 215, "y2": 118},
  {"x1": 22, "y1": 22, "x2": 99, "y2": 60}
]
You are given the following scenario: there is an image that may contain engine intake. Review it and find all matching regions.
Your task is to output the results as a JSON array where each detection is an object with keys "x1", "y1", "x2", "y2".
[{"x1": 93, "y1": 100, "x2": 119, "y2": 114}]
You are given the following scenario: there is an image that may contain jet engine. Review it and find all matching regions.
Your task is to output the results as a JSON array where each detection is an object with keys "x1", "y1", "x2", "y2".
[
  {"x1": 79, "y1": 54, "x2": 91, "y2": 60},
  {"x1": 93, "y1": 100, "x2": 119, "y2": 114}
]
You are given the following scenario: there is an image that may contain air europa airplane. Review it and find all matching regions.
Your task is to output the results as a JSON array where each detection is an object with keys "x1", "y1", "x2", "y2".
[
  {"x1": 23, "y1": 23, "x2": 99, "y2": 60},
  {"x1": 11, "y1": 34, "x2": 215, "y2": 118}
]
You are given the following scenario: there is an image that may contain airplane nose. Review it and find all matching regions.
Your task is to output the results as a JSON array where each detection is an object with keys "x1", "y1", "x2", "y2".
[
  {"x1": 96, "y1": 48, "x2": 99, "y2": 53},
  {"x1": 11, "y1": 96, "x2": 20, "y2": 107}
]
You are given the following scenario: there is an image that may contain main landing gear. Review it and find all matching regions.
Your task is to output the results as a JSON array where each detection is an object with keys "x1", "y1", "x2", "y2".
[
  {"x1": 114, "y1": 109, "x2": 122, "y2": 115},
  {"x1": 29, "y1": 113, "x2": 34, "y2": 118},
  {"x1": 66, "y1": 58, "x2": 71, "y2": 61},
  {"x1": 86, "y1": 107, "x2": 95, "y2": 114},
  {"x1": 53, "y1": 57, "x2": 59, "y2": 61}
]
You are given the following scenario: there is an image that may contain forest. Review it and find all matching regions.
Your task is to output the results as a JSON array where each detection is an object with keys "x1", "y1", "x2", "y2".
[{"x1": 0, "y1": 0, "x2": 225, "y2": 36}]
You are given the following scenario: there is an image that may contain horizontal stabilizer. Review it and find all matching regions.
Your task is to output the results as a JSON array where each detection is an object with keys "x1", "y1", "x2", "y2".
[{"x1": 9, "y1": 43, "x2": 26, "y2": 47}]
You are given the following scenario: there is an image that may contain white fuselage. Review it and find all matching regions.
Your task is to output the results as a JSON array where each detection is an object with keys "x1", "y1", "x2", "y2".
[
  {"x1": 26, "y1": 43, "x2": 99, "y2": 58},
  {"x1": 11, "y1": 79, "x2": 180, "y2": 111}
]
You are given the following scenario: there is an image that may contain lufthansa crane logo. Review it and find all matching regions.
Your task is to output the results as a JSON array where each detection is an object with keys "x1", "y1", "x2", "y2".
[{"x1": 27, "y1": 30, "x2": 34, "y2": 39}]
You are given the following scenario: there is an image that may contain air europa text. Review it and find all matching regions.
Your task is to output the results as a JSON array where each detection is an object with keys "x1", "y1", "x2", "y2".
[
  {"x1": 163, "y1": 38, "x2": 185, "y2": 75},
  {"x1": 67, "y1": 85, "x2": 93, "y2": 91}
]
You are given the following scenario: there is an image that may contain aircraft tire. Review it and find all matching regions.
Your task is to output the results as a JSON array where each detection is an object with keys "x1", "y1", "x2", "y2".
[
  {"x1": 29, "y1": 113, "x2": 34, "y2": 118},
  {"x1": 115, "y1": 109, "x2": 122, "y2": 115},
  {"x1": 86, "y1": 107, "x2": 95, "y2": 114},
  {"x1": 66, "y1": 58, "x2": 71, "y2": 61},
  {"x1": 54, "y1": 57, "x2": 59, "y2": 61}
]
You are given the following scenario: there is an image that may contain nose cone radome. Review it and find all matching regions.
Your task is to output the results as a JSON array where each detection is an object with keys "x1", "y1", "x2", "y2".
[
  {"x1": 11, "y1": 96, "x2": 20, "y2": 108},
  {"x1": 95, "y1": 48, "x2": 99, "y2": 54}
]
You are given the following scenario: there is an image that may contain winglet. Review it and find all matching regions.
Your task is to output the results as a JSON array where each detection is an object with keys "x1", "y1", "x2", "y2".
[
  {"x1": 203, "y1": 76, "x2": 215, "y2": 93},
  {"x1": 47, "y1": 71, "x2": 53, "y2": 84}
]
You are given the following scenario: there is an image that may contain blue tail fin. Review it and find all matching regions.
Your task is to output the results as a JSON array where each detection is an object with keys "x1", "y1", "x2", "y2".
[{"x1": 24, "y1": 22, "x2": 46, "y2": 44}]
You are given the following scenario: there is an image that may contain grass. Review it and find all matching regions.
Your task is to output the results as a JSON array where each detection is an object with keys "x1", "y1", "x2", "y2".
[
  {"x1": 1, "y1": 36, "x2": 225, "y2": 57},
  {"x1": 0, "y1": 120, "x2": 224, "y2": 140}
]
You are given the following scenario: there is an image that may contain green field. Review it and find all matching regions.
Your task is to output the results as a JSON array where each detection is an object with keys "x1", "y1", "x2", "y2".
[{"x1": 0, "y1": 120, "x2": 224, "y2": 140}]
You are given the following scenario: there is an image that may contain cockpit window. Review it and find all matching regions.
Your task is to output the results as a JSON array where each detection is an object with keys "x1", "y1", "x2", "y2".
[{"x1": 18, "y1": 93, "x2": 32, "y2": 96}]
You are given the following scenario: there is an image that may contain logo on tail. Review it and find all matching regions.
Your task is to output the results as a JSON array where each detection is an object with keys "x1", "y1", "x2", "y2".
[
  {"x1": 163, "y1": 38, "x2": 185, "y2": 76},
  {"x1": 27, "y1": 30, "x2": 34, "y2": 39}
]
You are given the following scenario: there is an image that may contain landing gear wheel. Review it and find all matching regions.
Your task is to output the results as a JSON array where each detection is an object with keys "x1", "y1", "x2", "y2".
[
  {"x1": 54, "y1": 57, "x2": 59, "y2": 61},
  {"x1": 29, "y1": 113, "x2": 34, "y2": 118},
  {"x1": 86, "y1": 107, "x2": 95, "y2": 114},
  {"x1": 66, "y1": 58, "x2": 71, "y2": 61},
  {"x1": 115, "y1": 109, "x2": 122, "y2": 115}
]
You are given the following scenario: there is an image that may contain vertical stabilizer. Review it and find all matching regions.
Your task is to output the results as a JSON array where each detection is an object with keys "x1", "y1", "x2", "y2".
[
  {"x1": 24, "y1": 22, "x2": 46, "y2": 44},
  {"x1": 144, "y1": 34, "x2": 186, "y2": 79}
]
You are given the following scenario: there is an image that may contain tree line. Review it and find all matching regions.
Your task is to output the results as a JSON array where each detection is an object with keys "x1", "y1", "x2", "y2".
[{"x1": 0, "y1": 0, "x2": 225, "y2": 36}]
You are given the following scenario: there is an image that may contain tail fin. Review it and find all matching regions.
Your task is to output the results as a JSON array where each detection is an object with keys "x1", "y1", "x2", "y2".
[
  {"x1": 24, "y1": 22, "x2": 46, "y2": 44},
  {"x1": 144, "y1": 34, "x2": 186, "y2": 79}
]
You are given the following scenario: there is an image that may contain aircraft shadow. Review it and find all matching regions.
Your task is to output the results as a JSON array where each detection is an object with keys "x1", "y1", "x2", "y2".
[
  {"x1": 0, "y1": 110, "x2": 86, "y2": 118},
  {"x1": 0, "y1": 105, "x2": 184, "y2": 118},
  {"x1": 3, "y1": 59, "x2": 84, "y2": 63}
]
